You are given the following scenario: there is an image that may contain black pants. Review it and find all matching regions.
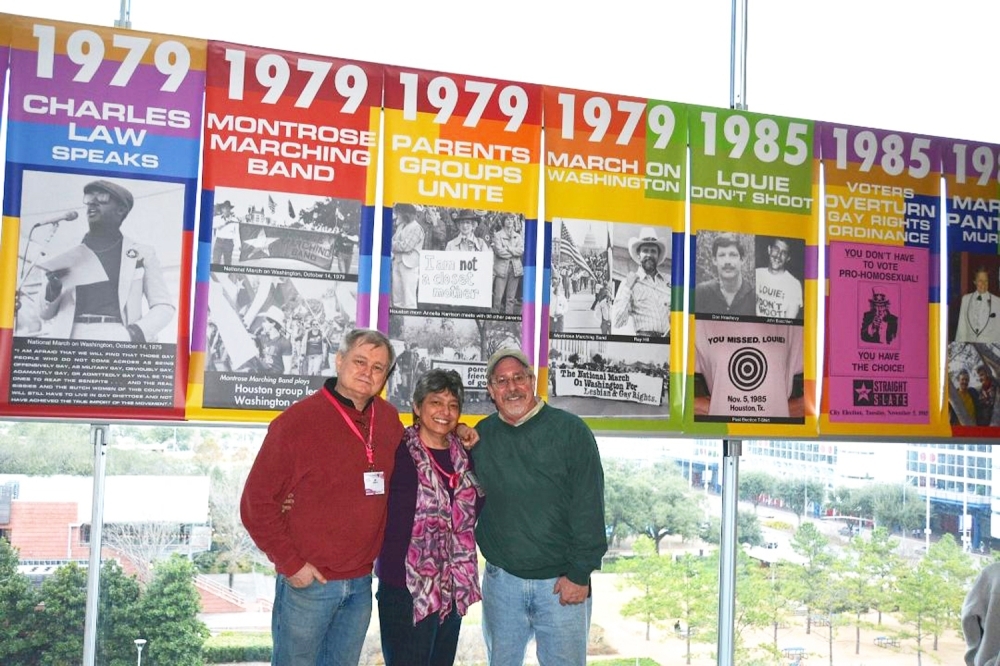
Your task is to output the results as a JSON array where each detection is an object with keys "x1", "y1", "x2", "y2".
[{"x1": 377, "y1": 580, "x2": 463, "y2": 666}]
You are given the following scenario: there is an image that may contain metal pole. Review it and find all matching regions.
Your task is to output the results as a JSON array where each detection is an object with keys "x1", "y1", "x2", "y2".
[
  {"x1": 925, "y1": 470, "x2": 932, "y2": 552},
  {"x1": 963, "y1": 446, "x2": 970, "y2": 551},
  {"x1": 82, "y1": 424, "x2": 110, "y2": 666},
  {"x1": 114, "y1": 0, "x2": 131, "y2": 28},
  {"x1": 730, "y1": 0, "x2": 749, "y2": 111},
  {"x1": 717, "y1": 439, "x2": 741, "y2": 666},
  {"x1": 719, "y1": 4, "x2": 748, "y2": 663}
]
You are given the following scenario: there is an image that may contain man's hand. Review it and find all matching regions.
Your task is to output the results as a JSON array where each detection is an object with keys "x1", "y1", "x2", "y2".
[
  {"x1": 456, "y1": 423, "x2": 479, "y2": 450},
  {"x1": 288, "y1": 562, "x2": 326, "y2": 588},
  {"x1": 553, "y1": 576, "x2": 588, "y2": 605}
]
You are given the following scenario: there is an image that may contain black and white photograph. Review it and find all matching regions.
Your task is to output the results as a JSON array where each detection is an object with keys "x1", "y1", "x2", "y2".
[
  {"x1": 549, "y1": 218, "x2": 611, "y2": 336},
  {"x1": 858, "y1": 284, "x2": 900, "y2": 346},
  {"x1": 950, "y1": 256, "x2": 1000, "y2": 345},
  {"x1": 547, "y1": 339, "x2": 669, "y2": 417},
  {"x1": 753, "y1": 234, "x2": 804, "y2": 322},
  {"x1": 14, "y1": 170, "x2": 184, "y2": 343},
  {"x1": 205, "y1": 273, "x2": 356, "y2": 377},
  {"x1": 386, "y1": 313, "x2": 521, "y2": 415},
  {"x1": 693, "y1": 230, "x2": 756, "y2": 318},
  {"x1": 390, "y1": 204, "x2": 526, "y2": 314},
  {"x1": 211, "y1": 186, "x2": 362, "y2": 275},
  {"x1": 947, "y1": 342, "x2": 1000, "y2": 427},
  {"x1": 609, "y1": 222, "x2": 672, "y2": 338}
]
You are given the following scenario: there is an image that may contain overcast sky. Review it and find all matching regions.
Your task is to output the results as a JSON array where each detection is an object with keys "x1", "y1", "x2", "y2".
[{"x1": 3, "y1": 0, "x2": 998, "y2": 144}]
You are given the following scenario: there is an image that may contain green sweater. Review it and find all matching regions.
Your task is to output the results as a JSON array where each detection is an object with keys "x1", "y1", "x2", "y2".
[{"x1": 472, "y1": 403, "x2": 607, "y2": 585}]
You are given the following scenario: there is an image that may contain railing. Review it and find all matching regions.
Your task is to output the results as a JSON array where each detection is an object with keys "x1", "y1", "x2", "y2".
[
  {"x1": 194, "y1": 574, "x2": 274, "y2": 612},
  {"x1": 194, "y1": 574, "x2": 250, "y2": 609}
]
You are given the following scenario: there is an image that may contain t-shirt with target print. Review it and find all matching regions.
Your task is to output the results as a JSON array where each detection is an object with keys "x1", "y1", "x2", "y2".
[{"x1": 695, "y1": 320, "x2": 803, "y2": 418}]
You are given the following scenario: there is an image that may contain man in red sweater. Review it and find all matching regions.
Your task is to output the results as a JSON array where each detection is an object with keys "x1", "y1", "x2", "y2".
[{"x1": 241, "y1": 328, "x2": 403, "y2": 666}]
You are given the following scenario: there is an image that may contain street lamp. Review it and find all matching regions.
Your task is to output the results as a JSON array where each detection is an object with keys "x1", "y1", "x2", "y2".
[{"x1": 134, "y1": 639, "x2": 146, "y2": 666}]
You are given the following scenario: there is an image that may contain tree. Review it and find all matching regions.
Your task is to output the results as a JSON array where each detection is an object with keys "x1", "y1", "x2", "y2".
[
  {"x1": 898, "y1": 554, "x2": 942, "y2": 666},
  {"x1": 603, "y1": 458, "x2": 644, "y2": 549},
  {"x1": 738, "y1": 470, "x2": 776, "y2": 512},
  {"x1": 777, "y1": 478, "x2": 826, "y2": 525},
  {"x1": 138, "y1": 555, "x2": 209, "y2": 666},
  {"x1": 699, "y1": 511, "x2": 763, "y2": 547},
  {"x1": 628, "y1": 462, "x2": 705, "y2": 553},
  {"x1": 736, "y1": 510, "x2": 763, "y2": 546},
  {"x1": 857, "y1": 527, "x2": 906, "y2": 625},
  {"x1": 750, "y1": 561, "x2": 799, "y2": 654},
  {"x1": 0, "y1": 423, "x2": 92, "y2": 475},
  {"x1": 104, "y1": 522, "x2": 184, "y2": 583},
  {"x1": 616, "y1": 536, "x2": 671, "y2": 640},
  {"x1": 203, "y1": 466, "x2": 265, "y2": 586},
  {"x1": 666, "y1": 553, "x2": 716, "y2": 665},
  {"x1": 789, "y1": 522, "x2": 834, "y2": 634},
  {"x1": 918, "y1": 534, "x2": 976, "y2": 651},
  {"x1": 0, "y1": 539, "x2": 42, "y2": 665},
  {"x1": 36, "y1": 563, "x2": 87, "y2": 666},
  {"x1": 96, "y1": 560, "x2": 142, "y2": 666},
  {"x1": 732, "y1": 551, "x2": 780, "y2": 663}
]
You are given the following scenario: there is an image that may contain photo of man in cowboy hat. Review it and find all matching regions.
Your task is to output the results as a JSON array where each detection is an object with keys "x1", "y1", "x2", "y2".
[{"x1": 612, "y1": 225, "x2": 671, "y2": 337}]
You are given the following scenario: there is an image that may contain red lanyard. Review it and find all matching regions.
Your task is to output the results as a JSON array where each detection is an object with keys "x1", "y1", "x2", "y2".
[
  {"x1": 324, "y1": 389, "x2": 376, "y2": 469},
  {"x1": 423, "y1": 440, "x2": 459, "y2": 489}
]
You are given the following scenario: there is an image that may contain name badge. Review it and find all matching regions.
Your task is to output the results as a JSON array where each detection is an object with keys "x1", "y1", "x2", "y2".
[{"x1": 364, "y1": 471, "x2": 385, "y2": 496}]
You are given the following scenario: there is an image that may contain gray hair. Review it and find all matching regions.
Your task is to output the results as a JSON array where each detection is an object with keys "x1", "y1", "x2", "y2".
[
  {"x1": 412, "y1": 369, "x2": 465, "y2": 418},
  {"x1": 339, "y1": 328, "x2": 396, "y2": 368}
]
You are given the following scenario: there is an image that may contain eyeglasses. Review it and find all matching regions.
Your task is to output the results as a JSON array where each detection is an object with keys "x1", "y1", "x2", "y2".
[
  {"x1": 83, "y1": 192, "x2": 113, "y2": 205},
  {"x1": 491, "y1": 372, "x2": 532, "y2": 388}
]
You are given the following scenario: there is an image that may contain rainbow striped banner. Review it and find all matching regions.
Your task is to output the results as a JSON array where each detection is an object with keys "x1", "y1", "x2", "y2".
[
  {"x1": 819, "y1": 122, "x2": 946, "y2": 436},
  {"x1": 684, "y1": 107, "x2": 819, "y2": 437},
  {"x1": 378, "y1": 65, "x2": 541, "y2": 423},
  {"x1": 943, "y1": 138, "x2": 1000, "y2": 436},
  {"x1": 541, "y1": 86, "x2": 686, "y2": 432},
  {"x1": 186, "y1": 41, "x2": 382, "y2": 421},
  {"x1": 0, "y1": 15, "x2": 204, "y2": 420}
]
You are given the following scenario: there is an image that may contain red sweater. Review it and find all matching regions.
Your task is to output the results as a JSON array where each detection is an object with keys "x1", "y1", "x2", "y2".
[{"x1": 240, "y1": 381, "x2": 404, "y2": 580}]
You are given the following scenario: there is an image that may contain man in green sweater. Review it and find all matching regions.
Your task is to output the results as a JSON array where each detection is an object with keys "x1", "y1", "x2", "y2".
[{"x1": 470, "y1": 347, "x2": 607, "y2": 666}]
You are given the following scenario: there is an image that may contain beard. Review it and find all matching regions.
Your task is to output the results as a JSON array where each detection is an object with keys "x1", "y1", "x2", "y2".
[{"x1": 641, "y1": 256, "x2": 658, "y2": 273}]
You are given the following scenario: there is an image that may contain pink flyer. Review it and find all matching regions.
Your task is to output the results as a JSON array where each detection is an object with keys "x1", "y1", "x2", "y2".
[{"x1": 827, "y1": 241, "x2": 929, "y2": 422}]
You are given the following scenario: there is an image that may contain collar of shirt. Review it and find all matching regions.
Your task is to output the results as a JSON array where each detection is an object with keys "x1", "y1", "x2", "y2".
[
  {"x1": 498, "y1": 397, "x2": 544, "y2": 426},
  {"x1": 323, "y1": 376, "x2": 374, "y2": 412},
  {"x1": 637, "y1": 270, "x2": 666, "y2": 284}
]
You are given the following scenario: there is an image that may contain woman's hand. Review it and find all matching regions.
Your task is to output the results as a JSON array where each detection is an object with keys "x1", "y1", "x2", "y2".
[{"x1": 455, "y1": 423, "x2": 479, "y2": 450}]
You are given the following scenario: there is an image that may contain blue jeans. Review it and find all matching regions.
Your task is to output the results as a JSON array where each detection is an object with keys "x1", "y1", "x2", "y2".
[
  {"x1": 376, "y1": 580, "x2": 462, "y2": 666},
  {"x1": 271, "y1": 574, "x2": 372, "y2": 666},
  {"x1": 481, "y1": 562, "x2": 591, "y2": 666}
]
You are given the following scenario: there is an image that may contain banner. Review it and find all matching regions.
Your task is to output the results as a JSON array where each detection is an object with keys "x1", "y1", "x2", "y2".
[
  {"x1": 0, "y1": 15, "x2": 11, "y2": 115},
  {"x1": 541, "y1": 86, "x2": 686, "y2": 431},
  {"x1": 0, "y1": 16, "x2": 205, "y2": 420},
  {"x1": 943, "y1": 138, "x2": 1000, "y2": 435},
  {"x1": 186, "y1": 42, "x2": 382, "y2": 421},
  {"x1": 379, "y1": 66, "x2": 541, "y2": 422},
  {"x1": 819, "y1": 123, "x2": 944, "y2": 435},
  {"x1": 684, "y1": 107, "x2": 819, "y2": 436}
]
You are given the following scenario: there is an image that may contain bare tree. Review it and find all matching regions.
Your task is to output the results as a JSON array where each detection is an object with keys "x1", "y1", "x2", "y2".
[
  {"x1": 209, "y1": 466, "x2": 267, "y2": 587},
  {"x1": 103, "y1": 521, "x2": 184, "y2": 583}
]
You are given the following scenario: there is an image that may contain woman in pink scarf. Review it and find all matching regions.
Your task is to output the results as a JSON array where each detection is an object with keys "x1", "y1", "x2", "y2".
[{"x1": 375, "y1": 368, "x2": 483, "y2": 665}]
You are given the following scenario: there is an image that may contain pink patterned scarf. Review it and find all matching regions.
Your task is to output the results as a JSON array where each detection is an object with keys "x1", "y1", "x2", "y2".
[{"x1": 403, "y1": 425, "x2": 482, "y2": 624}]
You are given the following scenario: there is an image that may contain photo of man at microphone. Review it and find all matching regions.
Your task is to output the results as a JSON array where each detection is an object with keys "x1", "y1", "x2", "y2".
[{"x1": 14, "y1": 172, "x2": 183, "y2": 343}]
